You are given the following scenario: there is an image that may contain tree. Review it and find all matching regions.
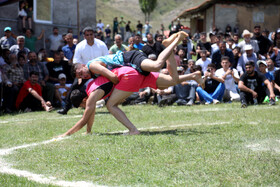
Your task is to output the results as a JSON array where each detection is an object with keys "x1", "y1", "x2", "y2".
[{"x1": 139, "y1": 0, "x2": 157, "y2": 22}]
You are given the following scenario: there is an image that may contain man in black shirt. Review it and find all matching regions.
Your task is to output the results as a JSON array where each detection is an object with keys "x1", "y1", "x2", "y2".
[
  {"x1": 252, "y1": 25, "x2": 272, "y2": 58},
  {"x1": 142, "y1": 33, "x2": 165, "y2": 59},
  {"x1": 238, "y1": 61, "x2": 275, "y2": 108}
]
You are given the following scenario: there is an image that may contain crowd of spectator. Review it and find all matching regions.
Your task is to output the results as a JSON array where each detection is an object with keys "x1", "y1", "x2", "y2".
[{"x1": 0, "y1": 17, "x2": 279, "y2": 114}]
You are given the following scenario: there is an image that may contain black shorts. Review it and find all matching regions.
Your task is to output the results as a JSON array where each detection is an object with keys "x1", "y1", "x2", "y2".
[
  {"x1": 122, "y1": 51, "x2": 150, "y2": 76},
  {"x1": 96, "y1": 82, "x2": 114, "y2": 98}
]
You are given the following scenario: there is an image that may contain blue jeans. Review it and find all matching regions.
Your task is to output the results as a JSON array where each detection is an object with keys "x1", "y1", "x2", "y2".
[{"x1": 196, "y1": 83, "x2": 225, "y2": 103}]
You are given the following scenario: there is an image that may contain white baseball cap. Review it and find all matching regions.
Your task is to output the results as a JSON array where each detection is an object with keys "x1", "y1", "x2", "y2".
[{"x1": 58, "y1": 73, "x2": 66, "y2": 79}]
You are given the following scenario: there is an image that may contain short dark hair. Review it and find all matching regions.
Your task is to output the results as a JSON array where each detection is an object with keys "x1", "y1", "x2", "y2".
[
  {"x1": 70, "y1": 89, "x2": 87, "y2": 108},
  {"x1": 83, "y1": 26, "x2": 94, "y2": 34},
  {"x1": 71, "y1": 63, "x2": 82, "y2": 78},
  {"x1": 135, "y1": 34, "x2": 142, "y2": 38},
  {"x1": 207, "y1": 63, "x2": 216, "y2": 69},
  {"x1": 53, "y1": 27, "x2": 58, "y2": 30},
  {"x1": 221, "y1": 56, "x2": 230, "y2": 61},
  {"x1": 245, "y1": 61, "x2": 255, "y2": 67},
  {"x1": 30, "y1": 71, "x2": 39, "y2": 77},
  {"x1": 254, "y1": 25, "x2": 261, "y2": 29}
]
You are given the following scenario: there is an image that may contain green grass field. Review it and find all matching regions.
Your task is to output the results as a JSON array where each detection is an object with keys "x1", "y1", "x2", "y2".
[{"x1": 0, "y1": 103, "x2": 280, "y2": 186}]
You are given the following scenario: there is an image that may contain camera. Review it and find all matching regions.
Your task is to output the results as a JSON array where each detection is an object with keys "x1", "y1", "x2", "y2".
[{"x1": 207, "y1": 68, "x2": 211, "y2": 72}]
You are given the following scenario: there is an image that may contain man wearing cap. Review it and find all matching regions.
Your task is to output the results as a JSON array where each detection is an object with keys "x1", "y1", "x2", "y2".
[
  {"x1": 238, "y1": 61, "x2": 275, "y2": 108},
  {"x1": 55, "y1": 73, "x2": 72, "y2": 108},
  {"x1": 9, "y1": 36, "x2": 30, "y2": 56},
  {"x1": 237, "y1": 44, "x2": 258, "y2": 75},
  {"x1": 238, "y1": 29, "x2": 259, "y2": 54},
  {"x1": 0, "y1": 27, "x2": 16, "y2": 49},
  {"x1": 252, "y1": 25, "x2": 272, "y2": 58}
]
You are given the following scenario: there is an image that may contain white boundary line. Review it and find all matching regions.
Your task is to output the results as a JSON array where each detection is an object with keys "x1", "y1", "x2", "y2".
[{"x1": 0, "y1": 120, "x2": 278, "y2": 186}]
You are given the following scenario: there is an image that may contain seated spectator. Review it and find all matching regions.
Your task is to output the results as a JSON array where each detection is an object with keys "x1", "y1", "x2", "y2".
[
  {"x1": 133, "y1": 34, "x2": 144, "y2": 50},
  {"x1": 195, "y1": 50, "x2": 212, "y2": 73},
  {"x1": 24, "y1": 29, "x2": 45, "y2": 52},
  {"x1": 15, "y1": 71, "x2": 53, "y2": 112},
  {"x1": 174, "y1": 66, "x2": 197, "y2": 106},
  {"x1": 215, "y1": 56, "x2": 240, "y2": 102},
  {"x1": 212, "y1": 41, "x2": 234, "y2": 69},
  {"x1": 196, "y1": 63, "x2": 225, "y2": 104},
  {"x1": 237, "y1": 44, "x2": 258, "y2": 75},
  {"x1": 232, "y1": 46, "x2": 241, "y2": 69},
  {"x1": 126, "y1": 37, "x2": 138, "y2": 51},
  {"x1": 177, "y1": 35, "x2": 196, "y2": 60},
  {"x1": 238, "y1": 29, "x2": 259, "y2": 54},
  {"x1": 18, "y1": 1, "x2": 28, "y2": 32},
  {"x1": 10, "y1": 36, "x2": 30, "y2": 56},
  {"x1": 266, "y1": 58, "x2": 279, "y2": 76},
  {"x1": 2, "y1": 53, "x2": 25, "y2": 112},
  {"x1": 270, "y1": 47, "x2": 280, "y2": 67},
  {"x1": 23, "y1": 51, "x2": 55, "y2": 104},
  {"x1": 18, "y1": 54, "x2": 27, "y2": 68},
  {"x1": 274, "y1": 69, "x2": 280, "y2": 97},
  {"x1": 258, "y1": 60, "x2": 274, "y2": 88},
  {"x1": 62, "y1": 33, "x2": 76, "y2": 64},
  {"x1": 122, "y1": 87, "x2": 151, "y2": 105},
  {"x1": 55, "y1": 73, "x2": 72, "y2": 108},
  {"x1": 109, "y1": 34, "x2": 127, "y2": 54},
  {"x1": 238, "y1": 61, "x2": 275, "y2": 107},
  {"x1": 0, "y1": 27, "x2": 16, "y2": 49},
  {"x1": 46, "y1": 51, "x2": 71, "y2": 84},
  {"x1": 142, "y1": 33, "x2": 165, "y2": 59}
]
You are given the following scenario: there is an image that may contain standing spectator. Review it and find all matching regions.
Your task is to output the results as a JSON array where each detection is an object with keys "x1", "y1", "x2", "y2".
[
  {"x1": 237, "y1": 44, "x2": 258, "y2": 75},
  {"x1": 143, "y1": 21, "x2": 152, "y2": 36},
  {"x1": 73, "y1": 26, "x2": 108, "y2": 65},
  {"x1": 15, "y1": 71, "x2": 53, "y2": 112},
  {"x1": 109, "y1": 34, "x2": 127, "y2": 54},
  {"x1": 238, "y1": 29, "x2": 259, "y2": 54},
  {"x1": 252, "y1": 25, "x2": 272, "y2": 58},
  {"x1": 196, "y1": 63, "x2": 225, "y2": 104},
  {"x1": 113, "y1": 17, "x2": 119, "y2": 40},
  {"x1": 58, "y1": 26, "x2": 109, "y2": 115},
  {"x1": 232, "y1": 46, "x2": 241, "y2": 69},
  {"x1": 133, "y1": 34, "x2": 144, "y2": 50},
  {"x1": 195, "y1": 50, "x2": 212, "y2": 73},
  {"x1": 46, "y1": 27, "x2": 63, "y2": 57},
  {"x1": 96, "y1": 19, "x2": 104, "y2": 32},
  {"x1": 212, "y1": 41, "x2": 234, "y2": 69},
  {"x1": 23, "y1": 51, "x2": 55, "y2": 105},
  {"x1": 136, "y1": 20, "x2": 143, "y2": 35},
  {"x1": 119, "y1": 16, "x2": 126, "y2": 40},
  {"x1": 104, "y1": 24, "x2": 111, "y2": 46},
  {"x1": 142, "y1": 33, "x2": 165, "y2": 59},
  {"x1": 238, "y1": 61, "x2": 275, "y2": 107},
  {"x1": 232, "y1": 33, "x2": 239, "y2": 48},
  {"x1": 196, "y1": 32, "x2": 211, "y2": 59},
  {"x1": 124, "y1": 21, "x2": 132, "y2": 42},
  {"x1": 0, "y1": 27, "x2": 16, "y2": 49},
  {"x1": 62, "y1": 33, "x2": 76, "y2": 64},
  {"x1": 215, "y1": 56, "x2": 240, "y2": 102},
  {"x1": 24, "y1": 29, "x2": 45, "y2": 52},
  {"x1": 10, "y1": 36, "x2": 30, "y2": 56},
  {"x1": 177, "y1": 36, "x2": 196, "y2": 60}
]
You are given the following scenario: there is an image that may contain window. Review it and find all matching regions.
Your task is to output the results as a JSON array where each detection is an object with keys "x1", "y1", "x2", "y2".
[{"x1": 34, "y1": 0, "x2": 53, "y2": 24}]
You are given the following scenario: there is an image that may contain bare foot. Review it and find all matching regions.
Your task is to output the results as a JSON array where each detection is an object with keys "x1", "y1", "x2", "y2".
[
  {"x1": 178, "y1": 31, "x2": 189, "y2": 41},
  {"x1": 162, "y1": 33, "x2": 178, "y2": 47},
  {"x1": 129, "y1": 130, "x2": 140, "y2": 135},
  {"x1": 193, "y1": 71, "x2": 205, "y2": 88}
]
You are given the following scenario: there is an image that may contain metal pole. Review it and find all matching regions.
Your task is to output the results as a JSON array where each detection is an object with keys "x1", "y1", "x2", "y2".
[{"x1": 77, "y1": 0, "x2": 80, "y2": 42}]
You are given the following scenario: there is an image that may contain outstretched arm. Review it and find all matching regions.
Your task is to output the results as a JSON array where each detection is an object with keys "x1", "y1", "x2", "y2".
[{"x1": 59, "y1": 89, "x2": 104, "y2": 137}]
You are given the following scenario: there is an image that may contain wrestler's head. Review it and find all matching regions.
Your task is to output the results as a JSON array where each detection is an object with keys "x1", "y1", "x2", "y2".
[
  {"x1": 70, "y1": 89, "x2": 88, "y2": 108},
  {"x1": 71, "y1": 63, "x2": 91, "y2": 79}
]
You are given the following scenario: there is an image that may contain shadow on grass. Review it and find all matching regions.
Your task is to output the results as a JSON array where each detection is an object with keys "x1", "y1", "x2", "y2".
[{"x1": 99, "y1": 128, "x2": 213, "y2": 136}]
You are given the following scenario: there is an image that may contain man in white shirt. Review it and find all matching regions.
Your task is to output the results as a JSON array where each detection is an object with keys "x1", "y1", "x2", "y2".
[
  {"x1": 73, "y1": 26, "x2": 109, "y2": 64},
  {"x1": 46, "y1": 27, "x2": 63, "y2": 57},
  {"x1": 58, "y1": 26, "x2": 108, "y2": 115},
  {"x1": 215, "y1": 56, "x2": 240, "y2": 101},
  {"x1": 238, "y1": 29, "x2": 259, "y2": 54},
  {"x1": 195, "y1": 50, "x2": 212, "y2": 73}
]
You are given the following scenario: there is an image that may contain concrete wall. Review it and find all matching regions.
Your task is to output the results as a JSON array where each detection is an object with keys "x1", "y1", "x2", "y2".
[
  {"x1": 0, "y1": 0, "x2": 96, "y2": 52},
  {"x1": 215, "y1": 4, "x2": 237, "y2": 33}
]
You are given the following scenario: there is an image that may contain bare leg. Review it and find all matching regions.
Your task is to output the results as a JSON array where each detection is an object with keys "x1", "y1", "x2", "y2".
[
  {"x1": 140, "y1": 32, "x2": 187, "y2": 72},
  {"x1": 22, "y1": 17, "x2": 26, "y2": 29},
  {"x1": 28, "y1": 18, "x2": 32, "y2": 29},
  {"x1": 106, "y1": 89, "x2": 140, "y2": 135},
  {"x1": 156, "y1": 71, "x2": 203, "y2": 90}
]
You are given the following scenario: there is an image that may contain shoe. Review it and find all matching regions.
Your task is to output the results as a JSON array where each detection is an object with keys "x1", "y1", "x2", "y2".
[
  {"x1": 24, "y1": 108, "x2": 32, "y2": 113},
  {"x1": 213, "y1": 99, "x2": 220, "y2": 104},
  {"x1": 158, "y1": 99, "x2": 167, "y2": 107},
  {"x1": 57, "y1": 108, "x2": 68, "y2": 115},
  {"x1": 269, "y1": 99, "x2": 276, "y2": 106},
  {"x1": 241, "y1": 103, "x2": 247, "y2": 108},
  {"x1": 186, "y1": 99, "x2": 194, "y2": 106}
]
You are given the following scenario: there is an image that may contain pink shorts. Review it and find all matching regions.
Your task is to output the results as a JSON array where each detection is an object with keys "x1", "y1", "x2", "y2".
[{"x1": 86, "y1": 67, "x2": 159, "y2": 99}]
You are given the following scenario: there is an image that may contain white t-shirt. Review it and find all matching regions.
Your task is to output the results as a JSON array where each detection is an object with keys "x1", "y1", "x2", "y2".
[
  {"x1": 96, "y1": 22, "x2": 104, "y2": 32},
  {"x1": 215, "y1": 68, "x2": 239, "y2": 93},
  {"x1": 48, "y1": 34, "x2": 63, "y2": 51},
  {"x1": 73, "y1": 38, "x2": 109, "y2": 64},
  {"x1": 55, "y1": 83, "x2": 72, "y2": 100},
  {"x1": 195, "y1": 58, "x2": 212, "y2": 73}
]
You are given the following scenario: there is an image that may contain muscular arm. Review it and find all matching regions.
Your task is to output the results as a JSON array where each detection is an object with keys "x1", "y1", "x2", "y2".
[{"x1": 89, "y1": 61, "x2": 119, "y2": 84}]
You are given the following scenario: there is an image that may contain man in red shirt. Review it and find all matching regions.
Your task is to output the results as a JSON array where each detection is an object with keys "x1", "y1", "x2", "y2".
[{"x1": 16, "y1": 71, "x2": 52, "y2": 112}]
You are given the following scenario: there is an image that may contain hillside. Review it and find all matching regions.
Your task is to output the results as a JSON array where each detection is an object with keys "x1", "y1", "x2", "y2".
[{"x1": 96, "y1": 0, "x2": 205, "y2": 33}]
